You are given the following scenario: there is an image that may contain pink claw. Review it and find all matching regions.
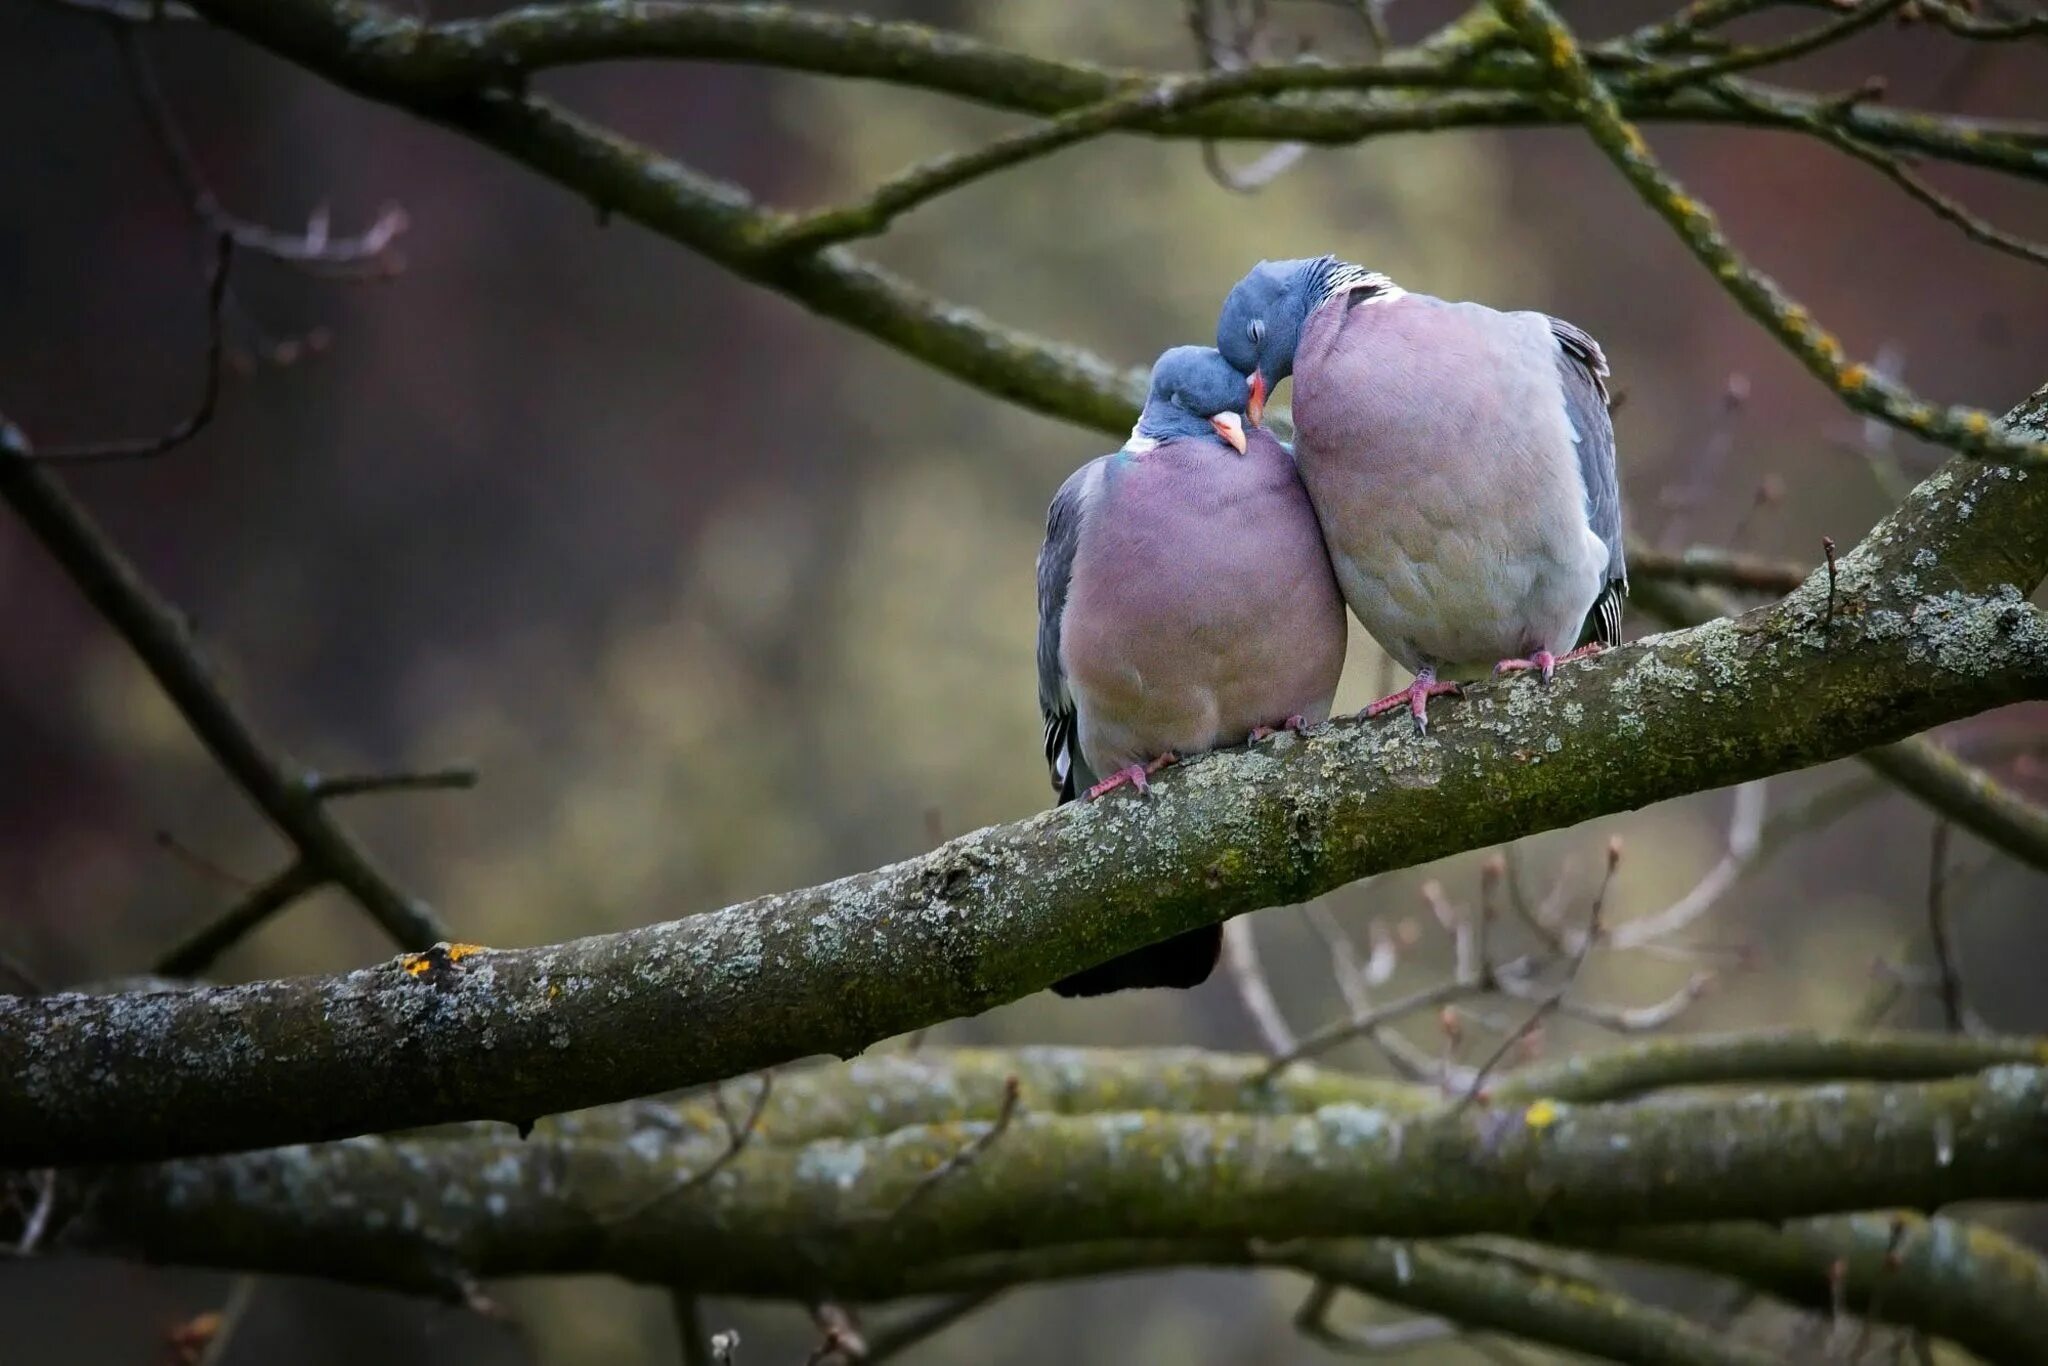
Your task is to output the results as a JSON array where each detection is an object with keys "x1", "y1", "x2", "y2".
[
  {"x1": 1247, "y1": 714, "x2": 1311, "y2": 745},
  {"x1": 1085, "y1": 752, "x2": 1177, "y2": 800},
  {"x1": 1363, "y1": 674, "x2": 1463, "y2": 735},
  {"x1": 1495, "y1": 642, "x2": 1606, "y2": 683}
]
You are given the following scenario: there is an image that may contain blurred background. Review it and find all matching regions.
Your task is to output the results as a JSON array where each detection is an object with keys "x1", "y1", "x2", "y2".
[{"x1": 3, "y1": 0, "x2": 2046, "y2": 1361}]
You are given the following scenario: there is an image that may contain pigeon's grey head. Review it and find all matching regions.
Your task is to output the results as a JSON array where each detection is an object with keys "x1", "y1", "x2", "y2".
[
  {"x1": 1217, "y1": 255, "x2": 1402, "y2": 425},
  {"x1": 1132, "y1": 345, "x2": 1250, "y2": 453}
]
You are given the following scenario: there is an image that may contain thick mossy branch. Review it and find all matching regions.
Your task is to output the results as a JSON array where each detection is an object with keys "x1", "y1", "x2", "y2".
[
  {"x1": 6, "y1": 394, "x2": 2048, "y2": 1165},
  {"x1": 35, "y1": 1056, "x2": 2048, "y2": 1361},
  {"x1": 1589, "y1": 1214, "x2": 2048, "y2": 1366}
]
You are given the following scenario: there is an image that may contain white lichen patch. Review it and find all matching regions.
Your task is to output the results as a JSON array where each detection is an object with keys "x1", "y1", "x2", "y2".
[
  {"x1": 794, "y1": 1140, "x2": 868, "y2": 1191},
  {"x1": 1909, "y1": 587, "x2": 2048, "y2": 677},
  {"x1": 1314, "y1": 1102, "x2": 1393, "y2": 1150}
]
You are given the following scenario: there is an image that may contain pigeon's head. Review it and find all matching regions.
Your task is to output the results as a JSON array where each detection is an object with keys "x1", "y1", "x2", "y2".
[
  {"x1": 1132, "y1": 345, "x2": 1250, "y2": 454},
  {"x1": 1217, "y1": 256, "x2": 1389, "y2": 425}
]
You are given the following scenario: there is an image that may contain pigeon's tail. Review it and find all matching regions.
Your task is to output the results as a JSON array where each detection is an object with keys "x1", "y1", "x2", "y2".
[{"x1": 1050, "y1": 924, "x2": 1223, "y2": 997}]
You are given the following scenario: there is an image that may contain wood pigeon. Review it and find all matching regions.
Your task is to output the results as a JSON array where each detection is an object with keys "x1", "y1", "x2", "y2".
[
  {"x1": 1216, "y1": 256, "x2": 1627, "y2": 733},
  {"x1": 1038, "y1": 344, "x2": 1347, "y2": 995}
]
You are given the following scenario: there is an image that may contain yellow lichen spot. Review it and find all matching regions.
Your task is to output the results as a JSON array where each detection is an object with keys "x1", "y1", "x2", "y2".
[
  {"x1": 1962, "y1": 411, "x2": 1991, "y2": 435},
  {"x1": 547, "y1": 983, "x2": 563, "y2": 1000},
  {"x1": 1523, "y1": 1099, "x2": 1560, "y2": 1130},
  {"x1": 445, "y1": 942, "x2": 488, "y2": 962},
  {"x1": 401, "y1": 954, "x2": 432, "y2": 977},
  {"x1": 1814, "y1": 333, "x2": 1844, "y2": 364},
  {"x1": 1840, "y1": 364, "x2": 1868, "y2": 390}
]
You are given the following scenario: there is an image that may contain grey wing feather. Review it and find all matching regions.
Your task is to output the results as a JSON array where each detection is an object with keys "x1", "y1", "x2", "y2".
[
  {"x1": 1037, "y1": 461, "x2": 1098, "y2": 802},
  {"x1": 1549, "y1": 317, "x2": 1629, "y2": 646}
]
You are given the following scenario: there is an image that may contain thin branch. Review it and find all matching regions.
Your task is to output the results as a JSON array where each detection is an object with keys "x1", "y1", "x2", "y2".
[
  {"x1": 1609, "y1": 780, "x2": 1766, "y2": 951},
  {"x1": 32, "y1": 233, "x2": 232, "y2": 465},
  {"x1": 886, "y1": 1076, "x2": 1020, "y2": 1221},
  {"x1": 1259, "y1": 979, "x2": 1471, "y2": 1081},
  {"x1": 1861, "y1": 737, "x2": 2048, "y2": 875},
  {"x1": 1302, "y1": 904, "x2": 1438, "y2": 1080},
  {"x1": 1491, "y1": 0, "x2": 2048, "y2": 468},
  {"x1": 155, "y1": 861, "x2": 326, "y2": 977},
  {"x1": 1623, "y1": 0, "x2": 1910, "y2": 96},
  {"x1": 306, "y1": 766, "x2": 480, "y2": 800},
  {"x1": 1924, "y1": 821, "x2": 1970, "y2": 1033},
  {"x1": 1222, "y1": 918, "x2": 1297, "y2": 1055},
  {"x1": 115, "y1": 27, "x2": 408, "y2": 272},
  {"x1": 1629, "y1": 545, "x2": 1806, "y2": 595},
  {"x1": 1288, "y1": 1241, "x2": 1781, "y2": 1366},
  {"x1": 613, "y1": 1071, "x2": 776, "y2": 1225},
  {"x1": 6, "y1": 1169, "x2": 56, "y2": 1256},
  {"x1": 1495, "y1": 1027, "x2": 2043, "y2": 1105},
  {"x1": 1915, "y1": 0, "x2": 2048, "y2": 39},
  {"x1": 1450, "y1": 841, "x2": 1615, "y2": 1110},
  {"x1": 0, "y1": 421, "x2": 450, "y2": 957},
  {"x1": 1708, "y1": 78, "x2": 2048, "y2": 271},
  {"x1": 761, "y1": 57, "x2": 1494, "y2": 254}
]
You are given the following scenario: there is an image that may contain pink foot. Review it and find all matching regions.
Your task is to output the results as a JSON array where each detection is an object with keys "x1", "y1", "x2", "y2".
[
  {"x1": 1495, "y1": 641, "x2": 1606, "y2": 684},
  {"x1": 1247, "y1": 714, "x2": 1310, "y2": 744},
  {"x1": 1085, "y1": 752, "x2": 1177, "y2": 800},
  {"x1": 1363, "y1": 673, "x2": 1462, "y2": 736}
]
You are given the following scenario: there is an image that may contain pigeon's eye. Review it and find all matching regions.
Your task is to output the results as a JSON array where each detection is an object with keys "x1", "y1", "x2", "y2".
[{"x1": 1247, "y1": 319, "x2": 1267, "y2": 347}]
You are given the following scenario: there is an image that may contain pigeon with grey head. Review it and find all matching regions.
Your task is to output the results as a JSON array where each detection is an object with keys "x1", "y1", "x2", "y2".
[
  {"x1": 1216, "y1": 256, "x2": 1626, "y2": 733},
  {"x1": 1038, "y1": 344, "x2": 1346, "y2": 996}
]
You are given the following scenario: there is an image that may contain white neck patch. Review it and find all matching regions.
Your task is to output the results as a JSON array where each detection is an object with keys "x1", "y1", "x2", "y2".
[{"x1": 1122, "y1": 430, "x2": 1160, "y2": 454}]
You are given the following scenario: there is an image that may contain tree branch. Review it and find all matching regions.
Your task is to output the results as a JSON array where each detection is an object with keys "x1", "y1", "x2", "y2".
[
  {"x1": 36, "y1": 1056, "x2": 2048, "y2": 1358},
  {"x1": 0, "y1": 422, "x2": 449, "y2": 959},
  {"x1": 8, "y1": 386, "x2": 2048, "y2": 1163},
  {"x1": 168, "y1": 0, "x2": 2048, "y2": 453},
  {"x1": 1490, "y1": 0, "x2": 2048, "y2": 466}
]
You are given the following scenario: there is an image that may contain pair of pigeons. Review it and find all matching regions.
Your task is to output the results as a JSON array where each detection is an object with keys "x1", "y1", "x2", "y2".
[{"x1": 1038, "y1": 256, "x2": 1628, "y2": 997}]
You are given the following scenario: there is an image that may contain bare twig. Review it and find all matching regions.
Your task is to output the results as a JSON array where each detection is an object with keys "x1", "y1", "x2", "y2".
[
  {"x1": 1259, "y1": 979, "x2": 1471, "y2": 1081},
  {"x1": 155, "y1": 861, "x2": 326, "y2": 978},
  {"x1": 306, "y1": 766, "x2": 480, "y2": 800},
  {"x1": 1222, "y1": 918, "x2": 1297, "y2": 1055},
  {"x1": 1925, "y1": 821, "x2": 1970, "y2": 1033},
  {"x1": 1492, "y1": 0, "x2": 2048, "y2": 468},
  {"x1": 1915, "y1": 0, "x2": 2048, "y2": 39},
  {"x1": 887, "y1": 1076, "x2": 1021, "y2": 1221},
  {"x1": 115, "y1": 29, "x2": 408, "y2": 273},
  {"x1": 614, "y1": 1071, "x2": 776, "y2": 1224},
  {"x1": 6, "y1": 1169, "x2": 57, "y2": 1256},
  {"x1": 0, "y1": 419, "x2": 450, "y2": 955},
  {"x1": 1450, "y1": 839, "x2": 1618, "y2": 1112},
  {"x1": 1609, "y1": 780, "x2": 1766, "y2": 951},
  {"x1": 33, "y1": 234, "x2": 232, "y2": 465},
  {"x1": 1630, "y1": 544, "x2": 1804, "y2": 596},
  {"x1": 1625, "y1": 0, "x2": 1910, "y2": 96},
  {"x1": 1823, "y1": 535, "x2": 1840, "y2": 644},
  {"x1": 1301, "y1": 905, "x2": 1437, "y2": 1080}
]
